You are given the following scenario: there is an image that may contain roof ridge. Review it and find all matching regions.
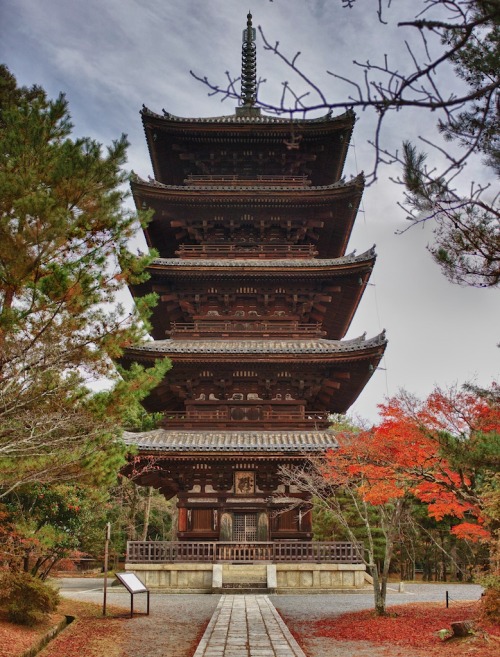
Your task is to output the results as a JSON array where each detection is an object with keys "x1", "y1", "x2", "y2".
[
  {"x1": 141, "y1": 105, "x2": 355, "y2": 125},
  {"x1": 131, "y1": 172, "x2": 364, "y2": 192},
  {"x1": 126, "y1": 331, "x2": 387, "y2": 355},
  {"x1": 123, "y1": 428, "x2": 339, "y2": 452},
  {"x1": 151, "y1": 247, "x2": 376, "y2": 268}
]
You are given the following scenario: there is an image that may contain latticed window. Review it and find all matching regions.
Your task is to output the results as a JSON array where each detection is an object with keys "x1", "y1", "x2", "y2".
[{"x1": 233, "y1": 513, "x2": 257, "y2": 542}]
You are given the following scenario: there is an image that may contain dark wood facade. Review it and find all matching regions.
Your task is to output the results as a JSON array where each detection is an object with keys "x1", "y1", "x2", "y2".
[{"x1": 122, "y1": 14, "x2": 386, "y2": 543}]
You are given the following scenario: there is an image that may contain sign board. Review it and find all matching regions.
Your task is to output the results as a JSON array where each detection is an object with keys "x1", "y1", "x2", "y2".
[
  {"x1": 115, "y1": 572, "x2": 147, "y2": 594},
  {"x1": 114, "y1": 572, "x2": 150, "y2": 617}
]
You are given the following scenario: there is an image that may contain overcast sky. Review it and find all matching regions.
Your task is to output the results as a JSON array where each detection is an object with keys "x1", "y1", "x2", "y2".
[{"x1": 2, "y1": 0, "x2": 498, "y2": 423}]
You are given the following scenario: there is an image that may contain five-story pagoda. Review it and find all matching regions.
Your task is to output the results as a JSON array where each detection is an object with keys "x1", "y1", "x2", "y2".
[{"x1": 122, "y1": 13, "x2": 386, "y2": 546}]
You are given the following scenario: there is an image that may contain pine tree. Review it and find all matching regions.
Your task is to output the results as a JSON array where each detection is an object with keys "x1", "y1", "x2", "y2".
[{"x1": 0, "y1": 66, "x2": 170, "y2": 496}]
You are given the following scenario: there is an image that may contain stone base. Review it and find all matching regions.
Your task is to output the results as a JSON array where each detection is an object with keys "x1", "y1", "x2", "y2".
[
  {"x1": 126, "y1": 563, "x2": 214, "y2": 592},
  {"x1": 276, "y1": 563, "x2": 368, "y2": 591},
  {"x1": 125, "y1": 562, "x2": 369, "y2": 593}
]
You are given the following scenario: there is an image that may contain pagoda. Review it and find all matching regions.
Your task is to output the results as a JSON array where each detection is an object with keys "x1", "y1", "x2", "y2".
[{"x1": 122, "y1": 13, "x2": 386, "y2": 548}]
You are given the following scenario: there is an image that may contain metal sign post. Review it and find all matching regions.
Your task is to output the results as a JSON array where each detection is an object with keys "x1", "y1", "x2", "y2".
[
  {"x1": 115, "y1": 573, "x2": 150, "y2": 618},
  {"x1": 103, "y1": 522, "x2": 111, "y2": 616}
]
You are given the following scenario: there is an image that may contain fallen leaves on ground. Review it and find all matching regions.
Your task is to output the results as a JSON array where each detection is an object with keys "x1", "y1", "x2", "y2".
[
  {"x1": 0, "y1": 609, "x2": 66, "y2": 657},
  {"x1": 285, "y1": 601, "x2": 500, "y2": 657},
  {"x1": 1, "y1": 598, "x2": 210, "y2": 657},
  {"x1": 38, "y1": 599, "x2": 126, "y2": 657},
  {"x1": 0, "y1": 599, "x2": 124, "y2": 657}
]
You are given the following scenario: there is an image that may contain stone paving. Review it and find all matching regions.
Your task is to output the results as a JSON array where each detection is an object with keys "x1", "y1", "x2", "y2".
[{"x1": 193, "y1": 595, "x2": 306, "y2": 657}]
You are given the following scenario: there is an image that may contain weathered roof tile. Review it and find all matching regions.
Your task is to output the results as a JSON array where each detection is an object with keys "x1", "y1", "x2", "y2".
[
  {"x1": 123, "y1": 429, "x2": 338, "y2": 452},
  {"x1": 132, "y1": 172, "x2": 363, "y2": 192},
  {"x1": 142, "y1": 106, "x2": 354, "y2": 126},
  {"x1": 127, "y1": 332, "x2": 386, "y2": 355},
  {"x1": 152, "y1": 247, "x2": 376, "y2": 269}
]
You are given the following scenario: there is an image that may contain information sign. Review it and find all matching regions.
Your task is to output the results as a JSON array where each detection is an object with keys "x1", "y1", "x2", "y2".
[{"x1": 115, "y1": 572, "x2": 150, "y2": 617}]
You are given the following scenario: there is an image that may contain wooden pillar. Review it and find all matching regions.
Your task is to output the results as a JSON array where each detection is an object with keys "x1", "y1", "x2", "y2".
[
  {"x1": 257, "y1": 511, "x2": 269, "y2": 541},
  {"x1": 301, "y1": 508, "x2": 312, "y2": 533},
  {"x1": 220, "y1": 512, "x2": 232, "y2": 541},
  {"x1": 178, "y1": 507, "x2": 187, "y2": 532}
]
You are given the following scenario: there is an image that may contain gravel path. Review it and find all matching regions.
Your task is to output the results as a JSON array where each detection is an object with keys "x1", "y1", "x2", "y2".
[
  {"x1": 60, "y1": 583, "x2": 484, "y2": 657},
  {"x1": 60, "y1": 588, "x2": 220, "y2": 657},
  {"x1": 271, "y1": 582, "x2": 483, "y2": 620},
  {"x1": 271, "y1": 583, "x2": 484, "y2": 657}
]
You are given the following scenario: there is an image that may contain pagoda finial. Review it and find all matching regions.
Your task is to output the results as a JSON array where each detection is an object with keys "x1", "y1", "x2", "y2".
[{"x1": 241, "y1": 11, "x2": 257, "y2": 107}]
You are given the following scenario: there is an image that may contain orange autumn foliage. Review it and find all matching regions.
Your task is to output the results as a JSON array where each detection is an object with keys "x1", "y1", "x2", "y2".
[
  {"x1": 323, "y1": 385, "x2": 499, "y2": 542},
  {"x1": 284, "y1": 601, "x2": 500, "y2": 657}
]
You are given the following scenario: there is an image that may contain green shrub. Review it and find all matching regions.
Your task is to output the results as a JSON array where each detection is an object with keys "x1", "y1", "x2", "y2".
[{"x1": 0, "y1": 572, "x2": 60, "y2": 626}]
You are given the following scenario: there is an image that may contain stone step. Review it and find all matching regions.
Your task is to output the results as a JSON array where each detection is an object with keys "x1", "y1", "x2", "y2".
[
  {"x1": 222, "y1": 564, "x2": 267, "y2": 584},
  {"x1": 221, "y1": 585, "x2": 270, "y2": 594},
  {"x1": 222, "y1": 581, "x2": 267, "y2": 589}
]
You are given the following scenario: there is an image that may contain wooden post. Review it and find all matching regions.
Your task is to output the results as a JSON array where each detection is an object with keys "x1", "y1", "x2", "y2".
[{"x1": 103, "y1": 522, "x2": 111, "y2": 616}]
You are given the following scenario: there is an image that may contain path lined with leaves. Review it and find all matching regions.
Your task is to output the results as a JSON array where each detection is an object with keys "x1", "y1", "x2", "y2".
[{"x1": 2, "y1": 584, "x2": 493, "y2": 657}]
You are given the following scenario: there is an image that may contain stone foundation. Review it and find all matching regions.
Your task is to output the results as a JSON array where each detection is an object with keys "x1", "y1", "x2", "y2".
[
  {"x1": 125, "y1": 562, "x2": 369, "y2": 593},
  {"x1": 275, "y1": 563, "x2": 367, "y2": 591},
  {"x1": 126, "y1": 563, "x2": 213, "y2": 592}
]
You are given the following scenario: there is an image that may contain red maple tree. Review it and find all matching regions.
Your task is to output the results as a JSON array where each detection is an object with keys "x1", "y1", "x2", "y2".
[{"x1": 327, "y1": 384, "x2": 499, "y2": 543}]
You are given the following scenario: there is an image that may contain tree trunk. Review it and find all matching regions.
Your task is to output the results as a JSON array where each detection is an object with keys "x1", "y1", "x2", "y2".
[
  {"x1": 451, "y1": 620, "x2": 476, "y2": 637},
  {"x1": 369, "y1": 565, "x2": 386, "y2": 616},
  {"x1": 141, "y1": 486, "x2": 153, "y2": 541},
  {"x1": 440, "y1": 532, "x2": 447, "y2": 581},
  {"x1": 127, "y1": 486, "x2": 139, "y2": 541}
]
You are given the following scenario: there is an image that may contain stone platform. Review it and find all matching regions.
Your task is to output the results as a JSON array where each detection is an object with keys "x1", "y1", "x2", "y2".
[{"x1": 125, "y1": 562, "x2": 369, "y2": 593}]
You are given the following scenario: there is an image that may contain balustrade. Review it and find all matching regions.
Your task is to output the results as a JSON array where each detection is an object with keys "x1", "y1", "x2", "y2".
[
  {"x1": 176, "y1": 243, "x2": 317, "y2": 259},
  {"x1": 126, "y1": 541, "x2": 364, "y2": 564},
  {"x1": 169, "y1": 320, "x2": 324, "y2": 338},
  {"x1": 161, "y1": 410, "x2": 331, "y2": 428},
  {"x1": 184, "y1": 174, "x2": 311, "y2": 187}
]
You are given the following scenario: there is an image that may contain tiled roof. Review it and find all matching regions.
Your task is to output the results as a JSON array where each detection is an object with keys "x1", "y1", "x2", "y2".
[
  {"x1": 142, "y1": 106, "x2": 354, "y2": 126},
  {"x1": 131, "y1": 173, "x2": 363, "y2": 193},
  {"x1": 127, "y1": 332, "x2": 386, "y2": 355},
  {"x1": 151, "y1": 247, "x2": 376, "y2": 269},
  {"x1": 123, "y1": 429, "x2": 338, "y2": 452}
]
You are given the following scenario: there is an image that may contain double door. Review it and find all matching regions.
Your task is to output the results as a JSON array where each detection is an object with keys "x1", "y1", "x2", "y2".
[{"x1": 232, "y1": 513, "x2": 258, "y2": 542}]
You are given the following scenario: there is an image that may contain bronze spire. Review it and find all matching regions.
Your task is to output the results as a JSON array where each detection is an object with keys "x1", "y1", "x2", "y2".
[{"x1": 241, "y1": 12, "x2": 257, "y2": 107}]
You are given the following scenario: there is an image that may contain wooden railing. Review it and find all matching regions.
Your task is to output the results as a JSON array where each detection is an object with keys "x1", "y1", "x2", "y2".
[
  {"x1": 126, "y1": 541, "x2": 364, "y2": 564},
  {"x1": 176, "y1": 243, "x2": 317, "y2": 259},
  {"x1": 161, "y1": 410, "x2": 331, "y2": 429},
  {"x1": 184, "y1": 174, "x2": 311, "y2": 187},
  {"x1": 169, "y1": 321, "x2": 324, "y2": 338}
]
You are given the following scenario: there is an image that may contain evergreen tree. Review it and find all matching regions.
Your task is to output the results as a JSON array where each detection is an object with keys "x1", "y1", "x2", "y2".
[
  {"x1": 0, "y1": 66, "x2": 169, "y2": 496},
  {"x1": 402, "y1": 3, "x2": 499, "y2": 287}
]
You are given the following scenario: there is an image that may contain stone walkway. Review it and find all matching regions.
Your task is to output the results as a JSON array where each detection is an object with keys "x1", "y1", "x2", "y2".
[{"x1": 193, "y1": 595, "x2": 306, "y2": 657}]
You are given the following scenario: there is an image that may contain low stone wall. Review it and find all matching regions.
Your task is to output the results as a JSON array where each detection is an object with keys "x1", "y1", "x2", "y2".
[
  {"x1": 126, "y1": 563, "x2": 213, "y2": 592},
  {"x1": 275, "y1": 563, "x2": 368, "y2": 592},
  {"x1": 126, "y1": 562, "x2": 369, "y2": 593}
]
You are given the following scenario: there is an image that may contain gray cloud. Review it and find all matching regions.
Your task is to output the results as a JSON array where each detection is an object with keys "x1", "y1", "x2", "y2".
[{"x1": 1, "y1": 0, "x2": 498, "y2": 422}]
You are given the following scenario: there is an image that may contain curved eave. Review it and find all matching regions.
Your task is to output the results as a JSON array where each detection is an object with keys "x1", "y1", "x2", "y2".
[
  {"x1": 141, "y1": 106, "x2": 355, "y2": 127},
  {"x1": 123, "y1": 429, "x2": 339, "y2": 454},
  {"x1": 141, "y1": 107, "x2": 355, "y2": 186},
  {"x1": 132, "y1": 175, "x2": 363, "y2": 259},
  {"x1": 122, "y1": 332, "x2": 387, "y2": 363},
  {"x1": 130, "y1": 250, "x2": 375, "y2": 341},
  {"x1": 120, "y1": 334, "x2": 386, "y2": 414},
  {"x1": 145, "y1": 248, "x2": 376, "y2": 275},
  {"x1": 131, "y1": 174, "x2": 364, "y2": 200}
]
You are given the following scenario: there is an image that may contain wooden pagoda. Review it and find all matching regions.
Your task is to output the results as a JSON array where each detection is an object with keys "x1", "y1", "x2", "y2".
[{"x1": 122, "y1": 13, "x2": 386, "y2": 552}]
